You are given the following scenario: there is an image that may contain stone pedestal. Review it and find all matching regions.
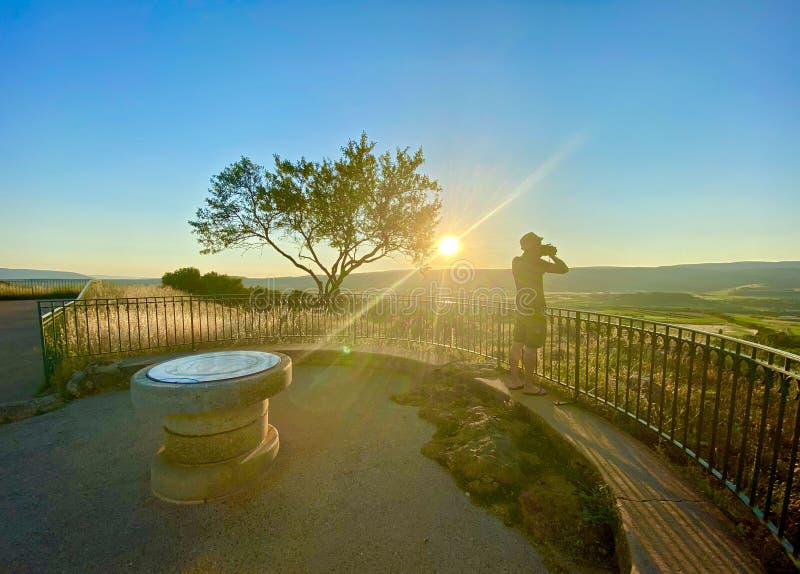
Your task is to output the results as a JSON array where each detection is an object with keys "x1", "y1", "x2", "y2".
[{"x1": 131, "y1": 351, "x2": 291, "y2": 504}]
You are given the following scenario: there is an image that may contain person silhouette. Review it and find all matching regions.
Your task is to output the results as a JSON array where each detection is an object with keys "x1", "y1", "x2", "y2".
[{"x1": 508, "y1": 231, "x2": 569, "y2": 394}]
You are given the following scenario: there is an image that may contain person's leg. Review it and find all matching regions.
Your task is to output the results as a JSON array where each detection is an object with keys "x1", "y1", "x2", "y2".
[
  {"x1": 522, "y1": 345, "x2": 546, "y2": 395},
  {"x1": 508, "y1": 315, "x2": 525, "y2": 389},
  {"x1": 508, "y1": 342, "x2": 524, "y2": 389}
]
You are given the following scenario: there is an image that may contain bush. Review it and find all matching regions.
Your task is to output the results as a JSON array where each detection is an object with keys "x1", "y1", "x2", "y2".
[
  {"x1": 161, "y1": 267, "x2": 202, "y2": 293},
  {"x1": 161, "y1": 267, "x2": 248, "y2": 295}
]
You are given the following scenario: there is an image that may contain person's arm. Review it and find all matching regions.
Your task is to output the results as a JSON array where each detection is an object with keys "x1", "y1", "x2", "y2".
[
  {"x1": 540, "y1": 245, "x2": 568, "y2": 274},
  {"x1": 548, "y1": 254, "x2": 568, "y2": 274}
]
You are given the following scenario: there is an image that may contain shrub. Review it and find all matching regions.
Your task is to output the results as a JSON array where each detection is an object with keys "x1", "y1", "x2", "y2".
[
  {"x1": 161, "y1": 267, "x2": 202, "y2": 293},
  {"x1": 161, "y1": 267, "x2": 248, "y2": 295}
]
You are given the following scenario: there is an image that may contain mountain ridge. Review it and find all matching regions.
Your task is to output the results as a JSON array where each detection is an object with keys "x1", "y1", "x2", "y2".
[{"x1": 2, "y1": 261, "x2": 799, "y2": 294}]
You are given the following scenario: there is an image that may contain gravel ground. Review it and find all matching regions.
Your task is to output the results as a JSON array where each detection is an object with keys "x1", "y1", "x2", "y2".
[{"x1": 0, "y1": 364, "x2": 547, "y2": 574}]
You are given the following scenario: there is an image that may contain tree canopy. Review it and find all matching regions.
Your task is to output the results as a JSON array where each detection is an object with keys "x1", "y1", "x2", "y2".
[{"x1": 190, "y1": 134, "x2": 442, "y2": 296}]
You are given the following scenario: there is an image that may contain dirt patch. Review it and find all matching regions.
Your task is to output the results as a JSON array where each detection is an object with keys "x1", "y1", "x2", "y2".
[
  {"x1": 392, "y1": 362, "x2": 622, "y2": 573},
  {"x1": 0, "y1": 394, "x2": 65, "y2": 424}
]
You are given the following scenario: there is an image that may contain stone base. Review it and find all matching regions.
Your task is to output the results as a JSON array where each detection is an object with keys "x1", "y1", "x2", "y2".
[
  {"x1": 150, "y1": 425, "x2": 280, "y2": 504},
  {"x1": 162, "y1": 401, "x2": 269, "y2": 465}
]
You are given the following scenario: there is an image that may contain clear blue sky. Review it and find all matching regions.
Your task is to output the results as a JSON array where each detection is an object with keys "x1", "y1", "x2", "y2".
[{"x1": 1, "y1": 1, "x2": 797, "y2": 277}]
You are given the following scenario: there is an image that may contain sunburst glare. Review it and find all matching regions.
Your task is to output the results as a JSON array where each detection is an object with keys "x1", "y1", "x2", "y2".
[{"x1": 438, "y1": 236, "x2": 460, "y2": 256}]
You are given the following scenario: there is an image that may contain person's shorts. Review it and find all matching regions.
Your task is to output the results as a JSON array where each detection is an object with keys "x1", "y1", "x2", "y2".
[{"x1": 513, "y1": 312, "x2": 547, "y2": 349}]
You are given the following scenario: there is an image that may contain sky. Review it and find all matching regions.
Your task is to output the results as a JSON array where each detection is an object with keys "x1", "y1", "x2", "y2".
[{"x1": 0, "y1": 1, "x2": 798, "y2": 278}]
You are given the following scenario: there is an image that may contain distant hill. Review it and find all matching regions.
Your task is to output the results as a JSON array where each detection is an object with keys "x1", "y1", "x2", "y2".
[
  {"x1": 3, "y1": 261, "x2": 798, "y2": 295},
  {"x1": 0, "y1": 268, "x2": 90, "y2": 280},
  {"x1": 245, "y1": 261, "x2": 800, "y2": 295}
]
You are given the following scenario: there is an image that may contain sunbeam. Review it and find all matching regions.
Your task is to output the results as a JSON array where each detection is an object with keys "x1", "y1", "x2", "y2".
[{"x1": 456, "y1": 135, "x2": 587, "y2": 242}]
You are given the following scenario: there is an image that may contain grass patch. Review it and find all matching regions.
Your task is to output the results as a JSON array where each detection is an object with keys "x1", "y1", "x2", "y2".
[
  {"x1": 392, "y1": 364, "x2": 623, "y2": 573},
  {"x1": 0, "y1": 279, "x2": 88, "y2": 300},
  {"x1": 82, "y1": 280, "x2": 187, "y2": 299},
  {"x1": 0, "y1": 289, "x2": 83, "y2": 300}
]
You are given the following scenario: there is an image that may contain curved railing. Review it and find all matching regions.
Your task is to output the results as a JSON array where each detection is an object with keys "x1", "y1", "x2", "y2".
[
  {"x1": 535, "y1": 308, "x2": 800, "y2": 557},
  {"x1": 37, "y1": 293, "x2": 800, "y2": 560}
]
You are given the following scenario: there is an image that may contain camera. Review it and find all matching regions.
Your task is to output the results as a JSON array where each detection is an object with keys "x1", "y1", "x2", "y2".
[{"x1": 541, "y1": 243, "x2": 557, "y2": 257}]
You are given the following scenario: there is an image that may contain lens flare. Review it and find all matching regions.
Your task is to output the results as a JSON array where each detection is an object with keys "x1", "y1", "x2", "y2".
[{"x1": 438, "y1": 236, "x2": 460, "y2": 256}]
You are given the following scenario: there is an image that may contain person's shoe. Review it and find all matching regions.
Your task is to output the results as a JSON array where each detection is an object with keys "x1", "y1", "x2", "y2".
[
  {"x1": 506, "y1": 376, "x2": 524, "y2": 390},
  {"x1": 522, "y1": 384, "x2": 547, "y2": 396}
]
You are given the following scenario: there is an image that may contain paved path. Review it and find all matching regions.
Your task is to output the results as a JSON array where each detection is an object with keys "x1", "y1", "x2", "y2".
[
  {"x1": 511, "y1": 385, "x2": 764, "y2": 573},
  {"x1": 0, "y1": 301, "x2": 44, "y2": 402},
  {"x1": 333, "y1": 346, "x2": 764, "y2": 573},
  {"x1": 0, "y1": 364, "x2": 547, "y2": 574},
  {"x1": 0, "y1": 343, "x2": 769, "y2": 572}
]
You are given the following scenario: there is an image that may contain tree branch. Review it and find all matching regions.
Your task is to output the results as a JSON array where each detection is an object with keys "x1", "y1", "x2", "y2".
[{"x1": 248, "y1": 206, "x2": 323, "y2": 292}]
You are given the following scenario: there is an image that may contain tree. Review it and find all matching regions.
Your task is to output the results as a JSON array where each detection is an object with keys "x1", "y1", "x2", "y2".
[{"x1": 190, "y1": 133, "x2": 442, "y2": 296}]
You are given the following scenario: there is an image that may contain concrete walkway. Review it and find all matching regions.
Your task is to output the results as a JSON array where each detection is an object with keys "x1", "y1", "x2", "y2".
[
  {"x1": 0, "y1": 301, "x2": 44, "y2": 402},
  {"x1": 0, "y1": 342, "x2": 768, "y2": 572},
  {"x1": 322, "y1": 346, "x2": 764, "y2": 572},
  {"x1": 0, "y1": 364, "x2": 546, "y2": 574},
  {"x1": 511, "y1": 385, "x2": 764, "y2": 573}
]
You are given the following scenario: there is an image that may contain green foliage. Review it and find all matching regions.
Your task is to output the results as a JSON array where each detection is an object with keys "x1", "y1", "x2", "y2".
[
  {"x1": 161, "y1": 267, "x2": 248, "y2": 295},
  {"x1": 198, "y1": 271, "x2": 247, "y2": 295},
  {"x1": 190, "y1": 133, "x2": 442, "y2": 296},
  {"x1": 161, "y1": 267, "x2": 202, "y2": 293},
  {"x1": 578, "y1": 484, "x2": 617, "y2": 527}
]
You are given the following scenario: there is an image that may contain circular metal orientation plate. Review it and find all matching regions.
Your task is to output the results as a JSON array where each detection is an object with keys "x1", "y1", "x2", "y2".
[{"x1": 147, "y1": 351, "x2": 280, "y2": 384}]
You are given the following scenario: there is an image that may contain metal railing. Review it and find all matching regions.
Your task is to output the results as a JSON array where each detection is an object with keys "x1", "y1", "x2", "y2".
[
  {"x1": 40, "y1": 280, "x2": 95, "y2": 328},
  {"x1": 37, "y1": 292, "x2": 800, "y2": 560},
  {"x1": 0, "y1": 278, "x2": 90, "y2": 300}
]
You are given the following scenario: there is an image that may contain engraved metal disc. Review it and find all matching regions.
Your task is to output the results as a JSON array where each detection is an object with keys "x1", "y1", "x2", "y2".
[{"x1": 147, "y1": 351, "x2": 280, "y2": 384}]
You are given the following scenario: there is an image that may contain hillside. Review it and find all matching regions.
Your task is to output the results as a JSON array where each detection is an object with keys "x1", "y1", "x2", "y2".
[
  {"x1": 244, "y1": 261, "x2": 800, "y2": 295},
  {"x1": 0, "y1": 268, "x2": 90, "y2": 280},
  {"x1": 3, "y1": 261, "x2": 799, "y2": 296}
]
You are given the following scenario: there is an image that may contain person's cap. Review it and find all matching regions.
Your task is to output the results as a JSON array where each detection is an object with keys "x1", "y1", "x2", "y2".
[{"x1": 520, "y1": 232, "x2": 543, "y2": 251}]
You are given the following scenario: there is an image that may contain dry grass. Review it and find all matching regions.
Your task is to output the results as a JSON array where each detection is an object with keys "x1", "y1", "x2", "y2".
[
  {"x1": 83, "y1": 280, "x2": 187, "y2": 300},
  {"x1": 0, "y1": 280, "x2": 85, "y2": 300},
  {"x1": 43, "y1": 296, "x2": 355, "y2": 369}
]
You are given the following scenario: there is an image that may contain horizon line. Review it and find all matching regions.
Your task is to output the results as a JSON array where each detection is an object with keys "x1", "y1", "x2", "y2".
[{"x1": 3, "y1": 259, "x2": 799, "y2": 280}]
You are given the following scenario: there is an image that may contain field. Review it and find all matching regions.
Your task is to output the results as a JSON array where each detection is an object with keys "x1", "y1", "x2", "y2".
[{"x1": 548, "y1": 289, "x2": 800, "y2": 355}]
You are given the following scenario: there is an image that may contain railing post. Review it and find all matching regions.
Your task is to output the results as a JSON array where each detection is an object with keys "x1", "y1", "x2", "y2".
[
  {"x1": 495, "y1": 301, "x2": 501, "y2": 369},
  {"x1": 189, "y1": 297, "x2": 196, "y2": 351},
  {"x1": 574, "y1": 311, "x2": 581, "y2": 399},
  {"x1": 350, "y1": 295, "x2": 357, "y2": 347},
  {"x1": 37, "y1": 301, "x2": 51, "y2": 385}
]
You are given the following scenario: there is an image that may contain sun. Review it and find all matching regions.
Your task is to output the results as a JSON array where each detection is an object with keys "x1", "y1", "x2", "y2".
[{"x1": 438, "y1": 236, "x2": 460, "y2": 256}]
